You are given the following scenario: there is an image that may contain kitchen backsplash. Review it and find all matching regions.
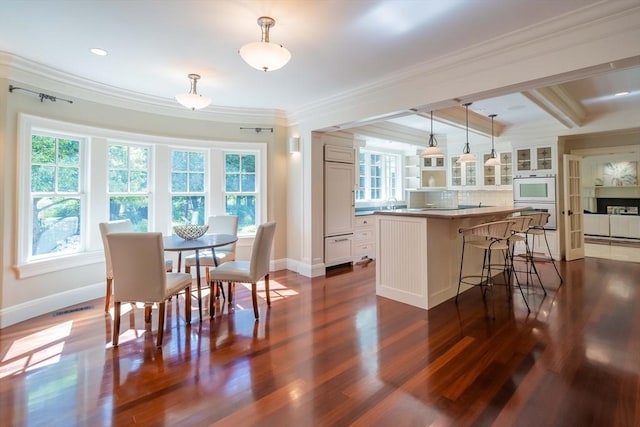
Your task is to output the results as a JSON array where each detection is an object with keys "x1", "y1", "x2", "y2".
[{"x1": 457, "y1": 190, "x2": 513, "y2": 206}]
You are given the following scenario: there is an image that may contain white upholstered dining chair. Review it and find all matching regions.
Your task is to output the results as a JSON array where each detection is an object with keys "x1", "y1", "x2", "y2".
[
  {"x1": 208, "y1": 222, "x2": 276, "y2": 319},
  {"x1": 99, "y1": 219, "x2": 173, "y2": 313},
  {"x1": 106, "y1": 232, "x2": 192, "y2": 347},
  {"x1": 184, "y1": 215, "x2": 239, "y2": 289}
]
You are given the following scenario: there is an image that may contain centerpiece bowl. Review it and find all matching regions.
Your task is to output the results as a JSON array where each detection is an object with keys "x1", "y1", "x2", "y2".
[{"x1": 173, "y1": 224, "x2": 209, "y2": 240}]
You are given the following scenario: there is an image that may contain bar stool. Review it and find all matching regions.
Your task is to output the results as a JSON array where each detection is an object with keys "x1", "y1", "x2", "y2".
[
  {"x1": 456, "y1": 219, "x2": 530, "y2": 312},
  {"x1": 507, "y1": 215, "x2": 546, "y2": 295},
  {"x1": 524, "y1": 212, "x2": 563, "y2": 284}
]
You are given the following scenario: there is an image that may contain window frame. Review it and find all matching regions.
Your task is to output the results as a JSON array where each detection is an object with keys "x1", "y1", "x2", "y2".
[
  {"x1": 170, "y1": 148, "x2": 208, "y2": 225},
  {"x1": 355, "y1": 148, "x2": 403, "y2": 203},
  {"x1": 223, "y1": 150, "x2": 261, "y2": 235},
  {"x1": 15, "y1": 114, "x2": 267, "y2": 278}
]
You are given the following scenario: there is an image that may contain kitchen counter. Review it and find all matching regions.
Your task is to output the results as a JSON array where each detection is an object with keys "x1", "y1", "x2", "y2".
[
  {"x1": 375, "y1": 205, "x2": 527, "y2": 219},
  {"x1": 374, "y1": 205, "x2": 528, "y2": 310}
]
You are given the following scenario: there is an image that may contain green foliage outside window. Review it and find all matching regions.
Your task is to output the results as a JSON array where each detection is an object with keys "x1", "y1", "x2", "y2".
[
  {"x1": 30, "y1": 134, "x2": 81, "y2": 256},
  {"x1": 225, "y1": 154, "x2": 257, "y2": 233}
]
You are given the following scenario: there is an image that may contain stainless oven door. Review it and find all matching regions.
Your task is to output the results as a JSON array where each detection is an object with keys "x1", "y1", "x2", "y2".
[{"x1": 514, "y1": 202, "x2": 557, "y2": 230}]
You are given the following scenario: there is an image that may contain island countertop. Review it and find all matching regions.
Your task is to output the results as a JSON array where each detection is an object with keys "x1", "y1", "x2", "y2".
[{"x1": 374, "y1": 205, "x2": 528, "y2": 220}]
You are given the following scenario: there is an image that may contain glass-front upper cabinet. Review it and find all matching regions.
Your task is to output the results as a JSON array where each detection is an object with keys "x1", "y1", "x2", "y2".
[
  {"x1": 483, "y1": 151, "x2": 512, "y2": 187},
  {"x1": 515, "y1": 145, "x2": 555, "y2": 175},
  {"x1": 450, "y1": 156, "x2": 477, "y2": 187}
]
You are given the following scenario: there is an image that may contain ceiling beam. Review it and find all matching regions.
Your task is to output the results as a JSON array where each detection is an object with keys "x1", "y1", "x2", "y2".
[
  {"x1": 522, "y1": 85, "x2": 586, "y2": 128},
  {"x1": 419, "y1": 106, "x2": 507, "y2": 137}
]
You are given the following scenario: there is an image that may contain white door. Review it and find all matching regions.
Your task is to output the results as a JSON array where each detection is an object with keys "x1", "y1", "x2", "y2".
[{"x1": 563, "y1": 154, "x2": 584, "y2": 261}]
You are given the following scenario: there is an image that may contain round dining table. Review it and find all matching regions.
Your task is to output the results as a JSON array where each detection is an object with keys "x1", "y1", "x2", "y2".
[{"x1": 163, "y1": 233, "x2": 237, "y2": 320}]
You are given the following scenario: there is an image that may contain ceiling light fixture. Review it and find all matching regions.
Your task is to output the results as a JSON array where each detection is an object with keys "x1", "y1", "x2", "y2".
[
  {"x1": 239, "y1": 16, "x2": 291, "y2": 72},
  {"x1": 456, "y1": 103, "x2": 476, "y2": 164},
  {"x1": 90, "y1": 48, "x2": 107, "y2": 56},
  {"x1": 420, "y1": 111, "x2": 444, "y2": 158},
  {"x1": 175, "y1": 73, "x2": 211, "y2": 110},
  {"x1": 484, "y1": 114, "x2": 501, "y2": 167}
]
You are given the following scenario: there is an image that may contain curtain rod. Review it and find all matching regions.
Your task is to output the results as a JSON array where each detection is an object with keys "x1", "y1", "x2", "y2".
[
  {"x1": 8, "y1": 85, "x2": 73, "y2": 104},
  {"x1": 240, "y1": 127, "x2": 273, "y2": 133}
]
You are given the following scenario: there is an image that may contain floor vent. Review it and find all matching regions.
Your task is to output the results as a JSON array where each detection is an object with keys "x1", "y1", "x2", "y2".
[{"x1": 53, "y1": 305, "x2": 94, "y2": 317}]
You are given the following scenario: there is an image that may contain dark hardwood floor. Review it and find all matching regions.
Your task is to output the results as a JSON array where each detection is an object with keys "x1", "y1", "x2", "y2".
[{"x1": 1, "y1": 257, "x2": 639, "y2": 426}]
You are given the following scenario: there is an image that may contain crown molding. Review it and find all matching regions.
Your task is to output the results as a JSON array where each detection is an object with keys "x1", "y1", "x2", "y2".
[
  {"x1": 0, "y1": 51, "x2": 289, "y2": 126},
  {"x1": 289, "y1": 1, "x2": 640, "y2": 127}
]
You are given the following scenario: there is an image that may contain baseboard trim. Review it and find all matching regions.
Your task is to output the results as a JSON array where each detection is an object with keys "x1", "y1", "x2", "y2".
[{"x1": 0, "y1": 283, "x2": 103, "y2": 328}]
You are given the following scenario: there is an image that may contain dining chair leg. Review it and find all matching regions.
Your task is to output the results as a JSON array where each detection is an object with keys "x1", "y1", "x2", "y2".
[
  {"x1": 156, "y1": 301, "x2": 166, "y2": 347},
  {"x1": 208, "y1": 281, "x2": 216, "y2": 319},
  {"x1": 105, "y1": 278, "x2": 112, "y2": 313},
  {"x1": 144, "y1": 305, "x2": 152, "y2": 323},
  {"x1": 227, "y1": 282, "x2": 233, "y2": 305},
  {"x1": 265, "y1": 274, "x2": 271, "y2": 307},
  {"x1": 185, "y1": 286, "x2": 192, "y2": 324},
  {"x1": 113, "y1": 301, "x2": 121, "y2": 347},
  {"x1": 252, "y1": 282, "x2": 259, "y2": 319}
]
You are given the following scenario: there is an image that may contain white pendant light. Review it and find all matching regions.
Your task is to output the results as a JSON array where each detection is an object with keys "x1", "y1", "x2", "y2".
[
  {"x1": 239, "y1": 16, "x2": 291, "y2": 72},
  {"x1": 456, "y1": 103, "x2": 476, "y2": 163},
  {"x1": 484, "y1": 114, "x2": 501, "y2": 166},
  {"x1": 175, "y1": 74, "x2": 211, "y2": 110},
  {"x1": 420, "y1": 111, "x2": 444, "y2": 158}
]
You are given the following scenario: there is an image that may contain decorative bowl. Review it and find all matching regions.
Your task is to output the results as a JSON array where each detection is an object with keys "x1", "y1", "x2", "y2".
[{"x1": 173, "y1": 224, "x2": 209, "y2": 240}]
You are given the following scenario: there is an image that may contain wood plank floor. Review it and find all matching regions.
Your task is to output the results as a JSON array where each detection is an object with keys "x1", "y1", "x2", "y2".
[{"x1": 1, "y1": 257, "x2": 640, "y2": 426}]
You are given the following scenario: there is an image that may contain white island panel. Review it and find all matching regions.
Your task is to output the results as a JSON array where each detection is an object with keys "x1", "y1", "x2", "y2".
[{"x1": 376, "y1": 216, "x2": 428, "y2": 309}]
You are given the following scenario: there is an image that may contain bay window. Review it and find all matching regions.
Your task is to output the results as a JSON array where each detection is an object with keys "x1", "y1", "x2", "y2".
[{"x1": 16, "y1": 114, "x2": 266, "y2": 277}]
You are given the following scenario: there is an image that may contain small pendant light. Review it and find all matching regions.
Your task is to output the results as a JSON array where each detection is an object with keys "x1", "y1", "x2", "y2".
[
  {"x1": 484, "y1": 114, "x2": 501, "y2": 166},
  {"x1": 420, "y1": 111, "x2": 444, "y2": 158},
  {"x1": 456, "y1": 103, "x2": 476, "y2": 163}
]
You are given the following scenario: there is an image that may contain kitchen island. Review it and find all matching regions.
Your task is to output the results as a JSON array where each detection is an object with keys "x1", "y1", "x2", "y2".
[{"x1": 374, "y1": 206, "x2": 527, "y2": 310}]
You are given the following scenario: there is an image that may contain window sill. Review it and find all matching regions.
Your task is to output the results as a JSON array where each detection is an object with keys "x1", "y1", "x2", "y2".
[{"x1": 14, "y1": 251, "x2": 104, "y2": 279}]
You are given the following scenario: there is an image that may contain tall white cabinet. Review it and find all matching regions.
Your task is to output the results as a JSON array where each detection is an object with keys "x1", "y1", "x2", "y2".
[{"x1": 324, "y1": 145, "x2": 355, "y2": 267}]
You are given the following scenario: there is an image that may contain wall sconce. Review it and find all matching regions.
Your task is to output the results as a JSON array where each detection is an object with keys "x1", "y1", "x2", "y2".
[{"x1": 289, "y1": 136, "x2": 300, "y2": 153}]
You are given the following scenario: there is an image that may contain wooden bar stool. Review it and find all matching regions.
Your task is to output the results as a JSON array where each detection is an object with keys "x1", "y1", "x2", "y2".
[{"x1": 456, "y1": 219, "x2": 530, "y2": 312}]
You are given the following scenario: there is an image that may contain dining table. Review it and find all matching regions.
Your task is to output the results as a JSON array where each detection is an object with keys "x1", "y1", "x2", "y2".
[{"x1": 163, "y1": 233, "x2": 238, "y2": 320}]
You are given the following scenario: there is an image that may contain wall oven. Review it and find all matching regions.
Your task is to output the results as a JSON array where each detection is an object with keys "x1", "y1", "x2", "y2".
[
  {"x1": 513, "y1": 176, "x2": 557, "y2": 229},
  {"x1": 513, "y1": 176, "x2": 556, "y2": 203}
]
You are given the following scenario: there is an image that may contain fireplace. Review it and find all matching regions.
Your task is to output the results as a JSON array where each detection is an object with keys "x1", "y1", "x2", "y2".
[{"x1": 596, "y1": 198, "x2": 640, "y2": 214}]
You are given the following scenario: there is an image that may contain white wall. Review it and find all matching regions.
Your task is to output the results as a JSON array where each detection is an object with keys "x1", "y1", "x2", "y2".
[{"x1": 0, "y1": 74, "x2": 289, "y2": 327}]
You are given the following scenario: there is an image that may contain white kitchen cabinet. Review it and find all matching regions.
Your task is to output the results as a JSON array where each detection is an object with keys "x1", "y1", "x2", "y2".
[
  {"x1": 482, "y1": 151, "x2": 513, "y2": 188},
  {"x1": 353, "y1": 215, "x2": 376, "y2": 262},
  {"x1": 404, "y1": 154, "x2": 421, "y2": 190},
  {"x1": 325, "y1": 144, "x2": 355, "y2": 163},
  {"x1": 421, "y1": 156, "x2": 446, "y2": 188},
  {"x1": 610, "y1": 215, "x2": 640, "y2": 239},
  {"x1": 449, "y1": 155, "x2": 477, "y2": 188},
  {"x1": 325, "y1": 236, "x2": 354, "y2": 267},
  {"x1": 514, "y1": 144, "x2": 556, "y2": 175},
  {"x1": 324, "y1": 160, "x2": 355, "y2": 237},
  {"x1": 584, "y1": 214, "x2": 610, "y2": 236}
]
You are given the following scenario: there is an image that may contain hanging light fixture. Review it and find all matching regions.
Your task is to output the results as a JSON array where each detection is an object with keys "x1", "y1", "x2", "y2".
[
  {"x1": 484, "y1": 114, "x2": 501, "y2": 166},
  {"x1": 456, "y1": 103, "x2": 476, "y2": 163},
  {"x1": 420, "y1": 111, "x2": 444, "y2": 158},
  {"x1": 239, "y1": 16, "x2": 291, "y2": 72},
  {"x1": 175, "y1": 74, "x2": 211, "y2": 110}
]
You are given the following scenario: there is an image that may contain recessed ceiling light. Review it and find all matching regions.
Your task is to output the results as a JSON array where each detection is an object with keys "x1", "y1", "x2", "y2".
[
  {"x1": 614, "y1": 91, "x2": 630, "y2": 97},
  {"x1": 90, "y1": 48, "x2": 107, "y2": 56}
]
